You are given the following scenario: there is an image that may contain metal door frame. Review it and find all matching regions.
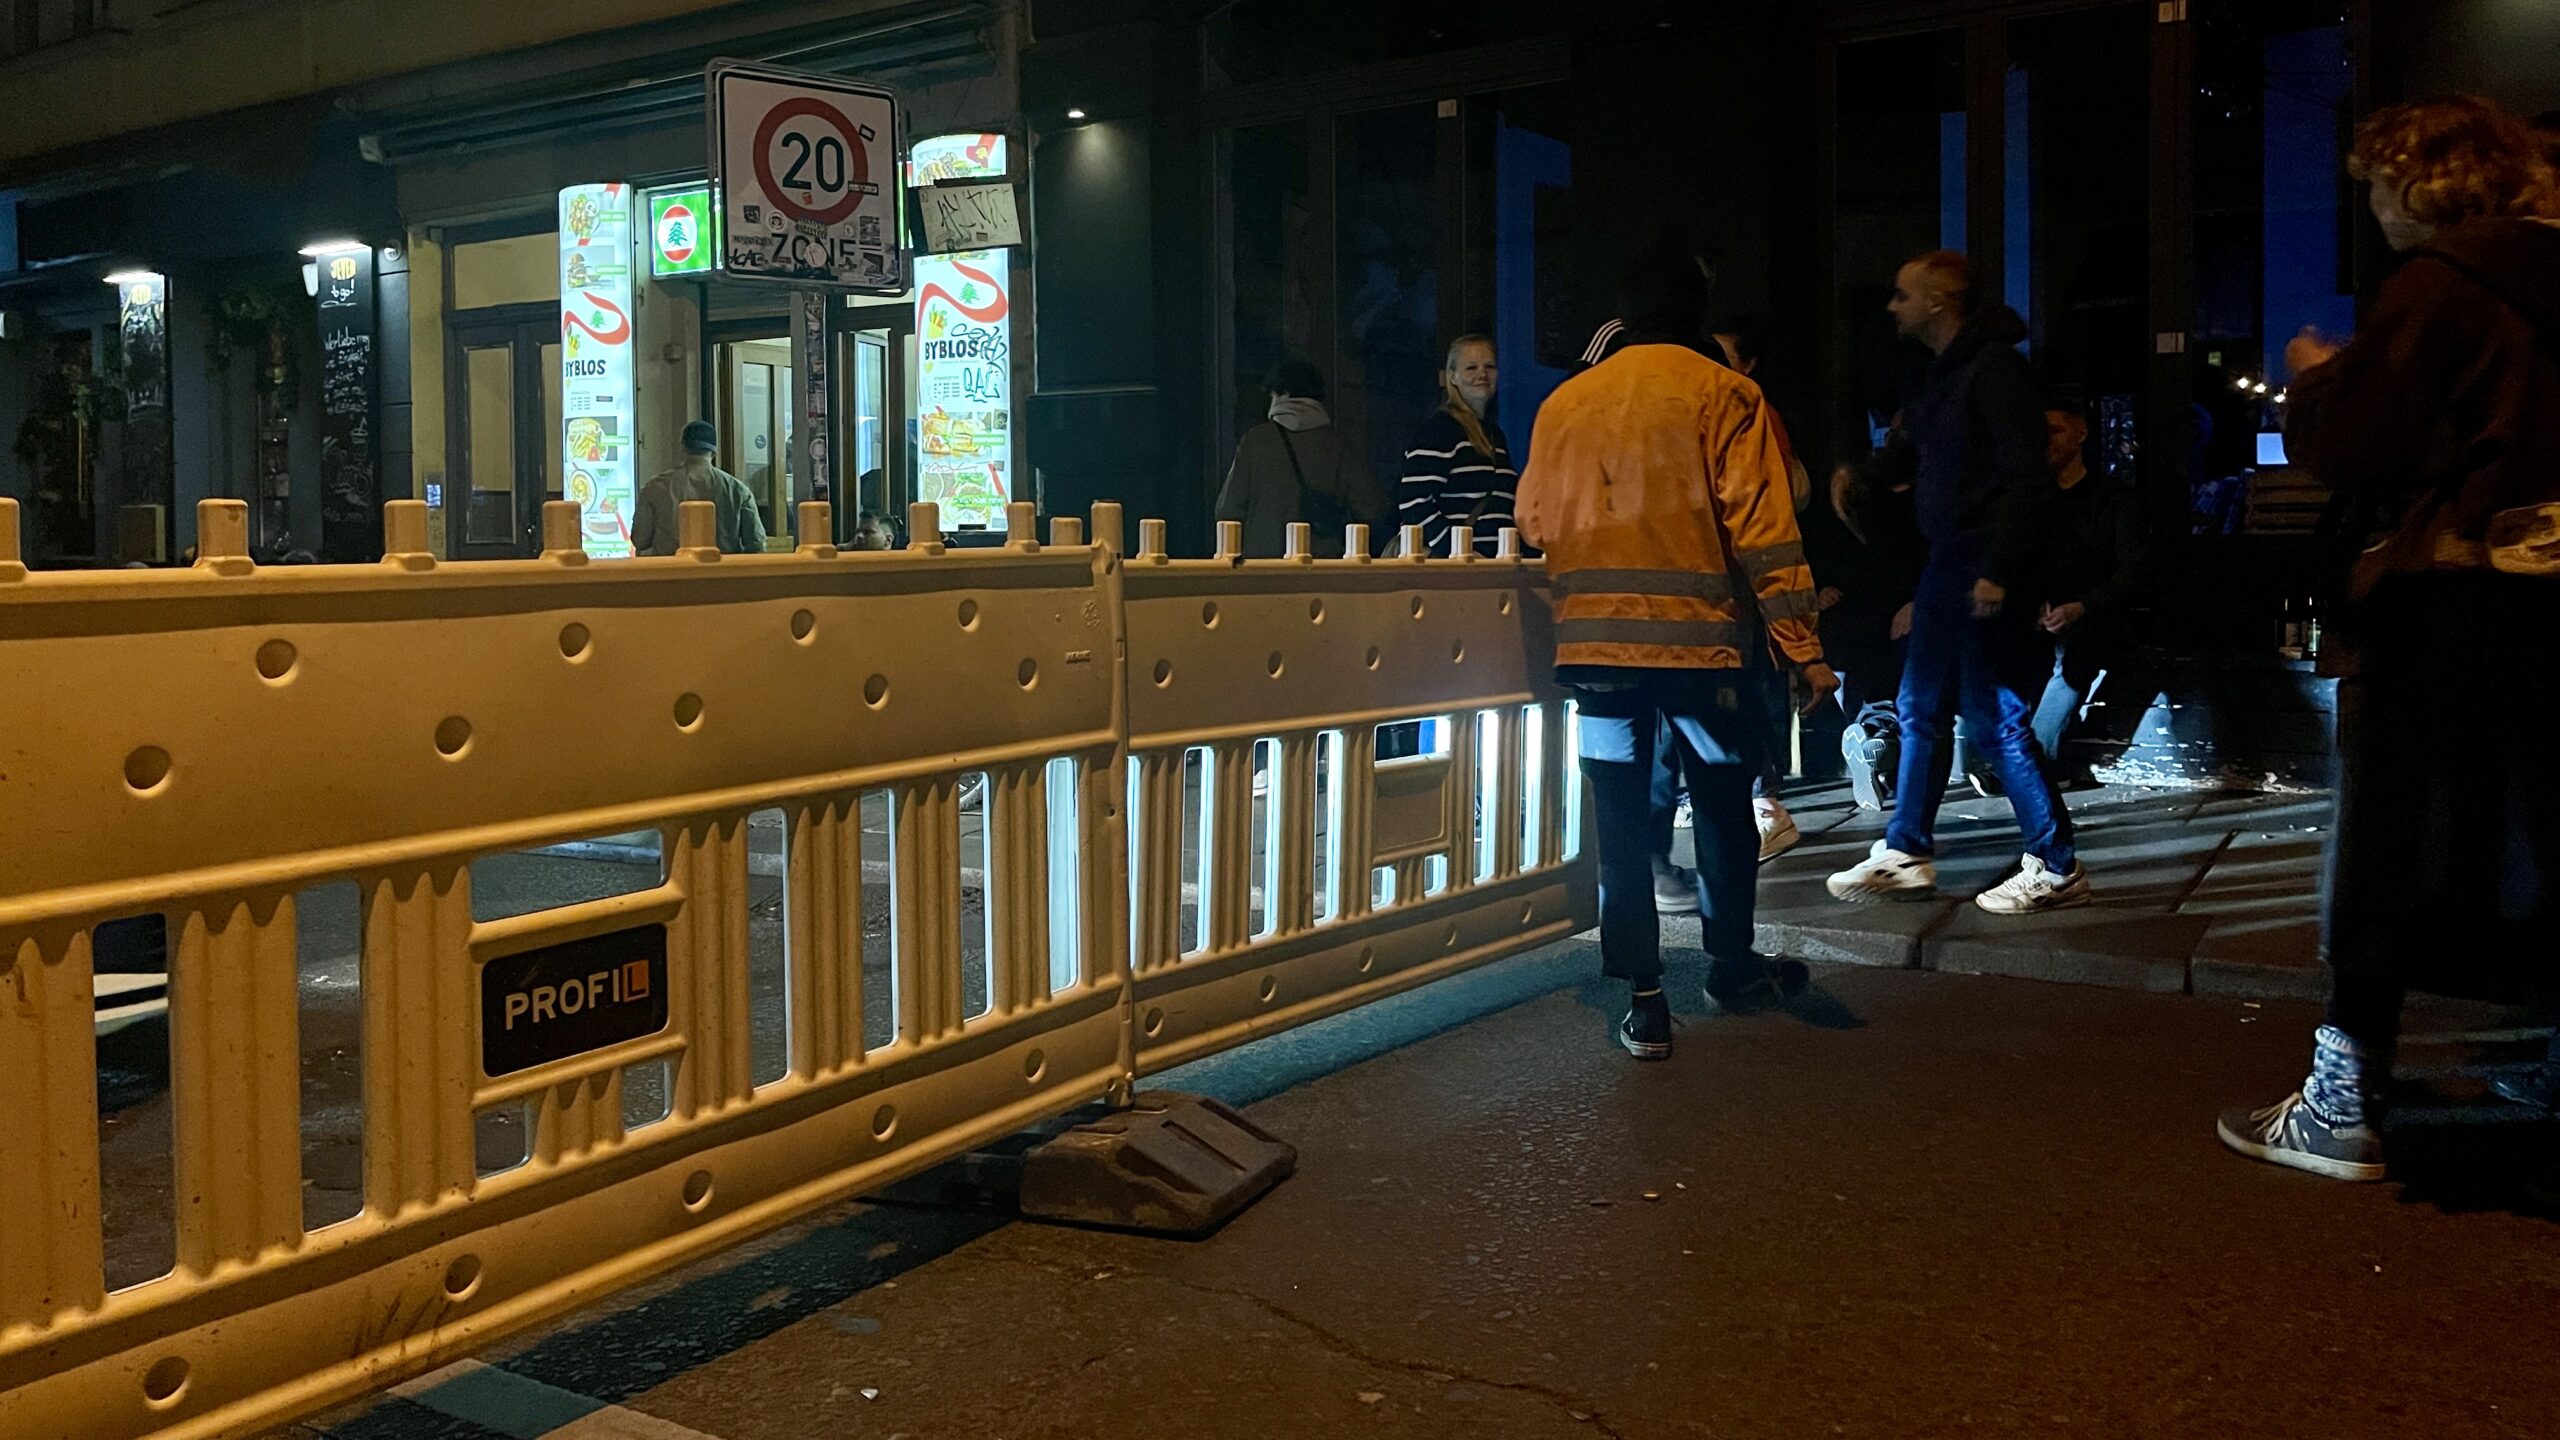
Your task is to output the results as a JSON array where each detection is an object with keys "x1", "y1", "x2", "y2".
[{"x1": 443, "y1": 303, "x2": 555, "y2": 560}]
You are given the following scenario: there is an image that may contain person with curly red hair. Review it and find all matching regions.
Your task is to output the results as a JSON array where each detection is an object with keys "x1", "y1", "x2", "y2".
[{"x1": 2220, "y1": 96, "x2": 2560, "y2": 1181}]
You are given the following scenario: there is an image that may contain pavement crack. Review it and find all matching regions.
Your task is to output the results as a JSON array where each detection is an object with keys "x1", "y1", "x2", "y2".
[
  {"x1": 995, "y1": 1256, "x2": 1625, "y2": 1438},
  {"x1": 2167, "y1": 829, "x2": 2242, "y2": 914}
]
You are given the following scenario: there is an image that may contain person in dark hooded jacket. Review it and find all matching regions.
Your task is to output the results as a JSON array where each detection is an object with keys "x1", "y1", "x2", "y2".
[
  {"x1": 2218, "y1": 95, "x2": 2560, "y2": 1182},
  {"x1": 1825, "y1": 251, "x2": 2086, "y2": 916},
  {"x1": 2028, "y1": 396, "x2": 2147, "y2": 781}
]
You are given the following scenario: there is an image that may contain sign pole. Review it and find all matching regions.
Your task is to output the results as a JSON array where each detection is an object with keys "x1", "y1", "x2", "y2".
[{"x1": 791, "y1": 289, "x2": 832, "y2": 539}]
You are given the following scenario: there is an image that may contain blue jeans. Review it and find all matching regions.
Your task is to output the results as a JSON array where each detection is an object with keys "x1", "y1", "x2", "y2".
[
  {"x1": 1575, "y1": 671, "x2": 1766, "y2": 984},
  {"x1": 1884, "y1": 563, "x2": 2077, "y2": 871}
]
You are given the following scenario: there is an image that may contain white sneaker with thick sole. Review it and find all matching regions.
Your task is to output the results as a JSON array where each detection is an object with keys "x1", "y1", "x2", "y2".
[
  {"x1": 1652, "y1": 858, "x2": 1700, "y2": 916},
  {"x1": 1972, "y1": 854, "x2": 2092, "y2": 914},
  {"x1": 1825, "y1": 841, "x2": 1938, "y2": 901},
  {"x1": 1755, "y1": 803, "x2": 1801, "y2": 864}
]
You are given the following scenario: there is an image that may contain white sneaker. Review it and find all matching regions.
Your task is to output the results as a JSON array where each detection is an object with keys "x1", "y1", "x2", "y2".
[
  {"x1": 1755, "y1": 802, "x2": 1801, "y2": 864},
  {"x1": 1973, "y1": 855, "x2": 2092, "y2": 915},
  {"x1": 1825, "y1": 841, "x2": 1938, "y2": 901},
  {"x1": 1651, "y1": 857, "x2": 1700, "y2": 916}
]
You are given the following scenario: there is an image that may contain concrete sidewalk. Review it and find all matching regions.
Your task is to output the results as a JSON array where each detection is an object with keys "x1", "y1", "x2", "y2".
[{"x1": 1734, "y1": 781, "x2": 2330, "y2": 1002}]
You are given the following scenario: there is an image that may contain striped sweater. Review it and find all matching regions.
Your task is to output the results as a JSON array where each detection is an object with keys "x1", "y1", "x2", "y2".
[{"x1": 1397, "y1": 410, "x2": 1517, "y2": 557}]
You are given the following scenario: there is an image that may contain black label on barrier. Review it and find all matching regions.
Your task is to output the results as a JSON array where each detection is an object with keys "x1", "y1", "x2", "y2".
[{"x1": 481, "y1": 926, "x2": 670, "y2": 1077}]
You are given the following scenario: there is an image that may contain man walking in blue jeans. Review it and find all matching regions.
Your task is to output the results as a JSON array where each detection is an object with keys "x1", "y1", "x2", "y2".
[{"x1": 1826, "y1": 251, "x2": 2090, "y2": 914}]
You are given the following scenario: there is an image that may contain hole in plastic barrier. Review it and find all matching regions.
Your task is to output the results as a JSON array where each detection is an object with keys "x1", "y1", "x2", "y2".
[
  {"x1": 124, "y1": 746, "x2": 171, "y2": 793},
  {"x1": 94, "y1": 911, "x2": 174, "y2": 1293},
  {"x1": 471, "y1": 830, "x2": 664, "y2": 925},
  {"x1": 748, "y1": 806, "x2": 791, "y2": 1088},
  {"x1": 623, "y1": 1057, "x2": 674, "y2": 1132},
  {"x1": 298, "y1": 883, "x2": 366, "y2": 1234}
]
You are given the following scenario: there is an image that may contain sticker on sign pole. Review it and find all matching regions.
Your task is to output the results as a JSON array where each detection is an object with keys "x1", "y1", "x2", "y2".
[{"x1": 707, "y1": 59, "x2": 906, "y2": 293}]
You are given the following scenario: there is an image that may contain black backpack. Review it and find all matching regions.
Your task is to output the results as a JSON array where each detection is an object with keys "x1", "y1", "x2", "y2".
[{"x1": 1275, "y1": 427, "x2": 1353, "y2": 553}]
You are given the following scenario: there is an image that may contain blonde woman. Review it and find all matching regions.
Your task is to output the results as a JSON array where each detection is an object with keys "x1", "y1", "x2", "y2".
[{"x1": 1396, "y1": 335, "x2": 1516, "y2": 558}]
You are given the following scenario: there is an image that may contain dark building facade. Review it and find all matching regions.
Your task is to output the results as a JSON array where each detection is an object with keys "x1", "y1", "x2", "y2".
[{"x1": 4, "y1": 0, "x2": 2551, "y2": 770}]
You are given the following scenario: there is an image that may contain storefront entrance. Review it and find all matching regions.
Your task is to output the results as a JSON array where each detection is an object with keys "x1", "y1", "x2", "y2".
[
  {"x1": 703, "y1": 304, "x2": 910, "y2": 549},
  {"x1": 446, "y1": 306, "x2": 560, "y2": 561}
]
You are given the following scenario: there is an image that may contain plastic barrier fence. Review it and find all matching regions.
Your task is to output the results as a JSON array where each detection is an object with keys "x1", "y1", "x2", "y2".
[
  {"x1": 1123, "y1": 521, "x2": 1592, "y2": 1073},
  {"x1": 0, "y1": 497, "x2": 1588, "y2": 1439}
]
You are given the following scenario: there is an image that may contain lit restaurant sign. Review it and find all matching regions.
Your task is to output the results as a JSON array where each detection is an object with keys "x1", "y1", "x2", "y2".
[
  {"x1": 559, "y1": 184, "x2": 638, "y2": 558},
  {"x1": 909, "y1": 135, "x2": 1012, "y2": 530}
]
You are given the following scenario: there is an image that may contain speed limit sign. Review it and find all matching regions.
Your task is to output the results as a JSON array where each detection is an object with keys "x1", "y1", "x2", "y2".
[{"x1": 707, "y1": 60, "x2": 905, "y2": 292}]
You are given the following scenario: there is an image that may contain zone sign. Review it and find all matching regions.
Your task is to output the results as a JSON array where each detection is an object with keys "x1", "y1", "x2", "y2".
[{"x1": 707, "y1": 60, "x2": 905, "y2": 293}]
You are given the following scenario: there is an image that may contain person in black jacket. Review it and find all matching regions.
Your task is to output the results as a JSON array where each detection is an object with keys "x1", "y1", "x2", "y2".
[
  {"x1": 2218, "y1": 95, "x2": 2560, "y2": 1182},
  {"x1": 2028, "y1": 397, "x2": 2147, "y2": 784},
  {"x1": 1825, "y1": 251, "x2": 2086, "y2": 915}
]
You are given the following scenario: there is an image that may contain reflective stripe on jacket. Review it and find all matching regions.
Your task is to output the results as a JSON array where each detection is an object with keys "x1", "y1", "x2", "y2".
[{"x1": 1515, "y1": 342, "x2": 1823, "y2": 672}]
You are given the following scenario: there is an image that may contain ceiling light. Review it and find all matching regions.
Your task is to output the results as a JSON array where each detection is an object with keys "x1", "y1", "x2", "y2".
[
  {"x1": 1065, "y1": 107, "x2": 1087, "y2": 120},
  {"x1": 298, "y1": 239, "x2": 366, "y2": 257}
]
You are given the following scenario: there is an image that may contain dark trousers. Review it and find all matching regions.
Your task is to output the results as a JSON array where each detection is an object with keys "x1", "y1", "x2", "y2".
[
  {"x1": 1645, "y1": 661, "x2": 1784, "y2": 862},
  {"x1": 1884, "y1": 562, "x2": 2077, "y2": 871},
  {"x1": 2324, "y1": 575, "x2": 2560, "y2": 1049},
  {"x1": 1827, "y1": 622, "x2": 1908, "y2": 725},
  {"x1": 1576, "y1": 671, "x2": 1766, "y2": 984},
  {"x1": 1742, "y1": 645, "x2": 1793, "y2": 799}
]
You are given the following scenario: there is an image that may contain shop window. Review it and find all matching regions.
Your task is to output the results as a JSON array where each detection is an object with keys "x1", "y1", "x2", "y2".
[{"x1": 1831, "y1": 30, "x2": 1969, "y2": 458}]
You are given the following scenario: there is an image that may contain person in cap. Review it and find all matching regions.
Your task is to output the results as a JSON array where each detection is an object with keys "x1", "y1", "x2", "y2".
[{"x1": 635, "y1": 419, "x2": 768, "y2": 556}]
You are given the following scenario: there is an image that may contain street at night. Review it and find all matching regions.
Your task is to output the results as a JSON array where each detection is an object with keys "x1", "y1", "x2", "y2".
[
  {"x1": 283, "y1": 959, "x2": 2560, "y2": 1440},
  {"x1": 8, "y1": 1, "x2": 2560, "y2": 1437}
]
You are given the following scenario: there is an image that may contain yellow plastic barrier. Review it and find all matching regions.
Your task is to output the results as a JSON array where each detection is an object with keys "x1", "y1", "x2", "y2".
[
  {"x1": 1122, "y1": 521, "x2": 1593, "y2": 1073},
  {"x1": 0, "y1": 497, "x2": 1590, "y2": 1440}
]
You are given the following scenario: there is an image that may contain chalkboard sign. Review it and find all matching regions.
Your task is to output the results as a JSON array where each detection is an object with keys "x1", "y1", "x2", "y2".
[{"x1": 313, "y1": 249, "x2": 378, "y2": 563}]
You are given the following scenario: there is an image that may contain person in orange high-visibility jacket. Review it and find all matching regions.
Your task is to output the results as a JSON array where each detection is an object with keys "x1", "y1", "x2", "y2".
[{"x1": 1517, "y1": 250, "x2": 1837, "y2": 1061}]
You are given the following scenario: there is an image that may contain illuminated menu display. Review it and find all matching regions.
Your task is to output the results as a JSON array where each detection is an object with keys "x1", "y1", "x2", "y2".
[
  {"x1": 909, "y1": 135, "x2": 1012, "y2": 530},
  {"x1": 558, "y1": 184, "x2": 637, "y2": 558}
]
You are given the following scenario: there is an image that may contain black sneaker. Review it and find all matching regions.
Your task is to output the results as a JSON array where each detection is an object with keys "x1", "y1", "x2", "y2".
[
  {"x1": 1702, "y1": 955, "x2": 1811, "y2": 1013},
  {"x1": 1619, "y1": 995, "x2": 1672, "y2": 1061},
  {"x1": 2216, "y1": 1091, "x2": 2386, "y2": 1182}
]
